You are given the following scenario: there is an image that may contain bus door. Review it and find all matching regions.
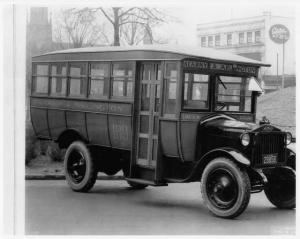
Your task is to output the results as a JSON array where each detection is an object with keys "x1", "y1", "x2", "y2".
[{"x1": 135, "y1": 62, "x2": 161, "y2": 168}]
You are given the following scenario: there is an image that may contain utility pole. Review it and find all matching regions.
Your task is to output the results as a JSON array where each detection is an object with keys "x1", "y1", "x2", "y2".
[
  {"x1": 277, "y1": 53, "x2": 279, "y2": 89},
  {"x1": 282, "y1": 38, "x2": 285, "y2": 89}
]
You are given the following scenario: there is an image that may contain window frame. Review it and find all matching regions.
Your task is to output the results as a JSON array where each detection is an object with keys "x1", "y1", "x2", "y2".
[
  {"x1": 255, "y1": 30, "x2": 261, "y2": 43},
  {"x1": 88, "y1": 62, "x2": 110, "y2": 99},
  {"x1": 208, "y1": 36, "x2": 213, "y2": 47},
  {"x1": 227, "y1": 33, "x2": 232, "y2": 46},
  {"x1": 49, "y1": 62, "x2": 68, "y2": 97},
  {"x1": 67, "y1": 62, "x2": 88, "y2": 98},
  {"x1": 247, "y1": 32, "x2": 253, "y2": 43},
  {"x1": 111, "y1": 61, "x2": 134, "y2": 100},
  {"x1": 239, "y1": 32, "x2": 245, "y2": 44},
  {"x1": 163, "y1": 61, "x2": 179, "y2": 116},
  {"x1": 32, "y1": 62, "x2": 50, "y2": 96},
  {"x1": 182, "y1": 72, "x2": 210, "y2": 111},
  {"x1": 201, "y1": 36, "x2": 207, "y2": 47},
  {"x1": 215, "y1": 35, "x2": 220, "y2": 46}
]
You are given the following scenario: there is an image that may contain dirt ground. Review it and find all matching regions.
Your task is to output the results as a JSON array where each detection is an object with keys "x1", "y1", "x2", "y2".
[
  {"x1": 26, "y1": 155, "x2": 64, "y2": 177},
  {"x1": 256, "y1": 87, "x2": 295, "y2": 136}
]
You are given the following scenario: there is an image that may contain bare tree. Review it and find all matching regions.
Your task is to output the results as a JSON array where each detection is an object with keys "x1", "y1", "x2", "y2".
[
  {"x1": 120, "y1": 10, "x2": 146, "y2": 45},
  {"x1": 82, "y1": 7, "x2": 173, "y2": 46},
  {"x1": 53, "y1": 8, "x2": 110, "y2": 49}
]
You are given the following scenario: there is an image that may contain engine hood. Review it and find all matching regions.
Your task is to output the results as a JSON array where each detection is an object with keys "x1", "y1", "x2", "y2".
[{"x1": 201, "y1": 116, "x2": 256, "y2": 133}]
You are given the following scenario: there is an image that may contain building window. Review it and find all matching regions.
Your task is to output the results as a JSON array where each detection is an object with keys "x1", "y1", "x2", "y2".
[
  {"x1": 227, "y1": 34, "x2": 232, "y2": 46},
  {"x1": 50, "y1": 63, "x2": 67, "y2": 96},
  {"x1": 255, "y1": 31, "x2": 261, "y2": 43},
  {"x1": 247, "y1": 32, "x2": 252, "y2": 43},
  {"x1": 32, "y1": 63, "x2": 49, "y2": 94},
  {"x1": 68, "y1": 62, "x2": 88, "y2": 97},
  {"x1": 112, "y1": 62, "x2": 133, "y2": 98},
  {"x1": 208, "y1": 36, "x2": 213, "y2": 47},
  {"x1": 201, "y1": 37, "x2": 207, "y2": 47},
  {"x1": 239, "y1": 32, "x2": 244, "y2": 44},
  {"x1": 215, "y1": 35, "x2": 220, "y2": 46},
  {"x1": 89, "y1": 62, "x2": 110, "y2": 99}
]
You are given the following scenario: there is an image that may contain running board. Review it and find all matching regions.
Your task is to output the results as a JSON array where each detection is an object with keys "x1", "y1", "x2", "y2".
[
  {"x1": 164, "y1": 177, "x2": 194, "y2": 183},
  {"x1": 125, "y1": 178, "x2": 168, "y2": 186}
]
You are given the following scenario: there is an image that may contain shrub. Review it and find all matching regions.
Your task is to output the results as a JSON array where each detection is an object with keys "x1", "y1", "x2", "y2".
[
  {"x1": 46, "y1": 141, "x2": 64, "y2": 162},
  {"x1": 25, "y1": 124, "x2": 38, "y2": 166}
]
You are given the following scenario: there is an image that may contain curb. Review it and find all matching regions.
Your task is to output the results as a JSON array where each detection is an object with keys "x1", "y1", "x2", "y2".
[{"x1": 25, "y1": 175, "x2": 124, "y2": 180}]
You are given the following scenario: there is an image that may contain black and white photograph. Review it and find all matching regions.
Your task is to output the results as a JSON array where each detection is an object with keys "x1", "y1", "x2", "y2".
[{"x1": 1, "y1": 0, "x2": 298, "y2": 236}]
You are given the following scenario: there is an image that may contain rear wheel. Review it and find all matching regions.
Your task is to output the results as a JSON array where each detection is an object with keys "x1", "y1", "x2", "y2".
[
  {"x1": 264, "y1": 167, "x2": 295, "y2": 209},
  {"x1": 201, "y1": 157, "x2": 251, "y2": 218},
  {"x1": 64, "y1": 141, "x2": 97, "y2": 192}
]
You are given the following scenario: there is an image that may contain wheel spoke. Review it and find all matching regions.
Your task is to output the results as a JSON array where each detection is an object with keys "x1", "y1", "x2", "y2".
[
  {"x1": 67, "y1": 149, "x2": 86, "y2": 183},
  {"x1": 206, "y1": 168, "x2": 238, "y2": 210}
]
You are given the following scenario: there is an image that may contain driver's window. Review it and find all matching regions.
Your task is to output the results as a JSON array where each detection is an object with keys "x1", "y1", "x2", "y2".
[{"x1": 215, "y1": 76, "x2": 252, "y2": 112}]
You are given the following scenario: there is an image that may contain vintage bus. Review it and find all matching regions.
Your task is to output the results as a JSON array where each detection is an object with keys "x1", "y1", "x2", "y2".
[{"x1": 30, "y1": 45, "x2": 295, "y2": 218}]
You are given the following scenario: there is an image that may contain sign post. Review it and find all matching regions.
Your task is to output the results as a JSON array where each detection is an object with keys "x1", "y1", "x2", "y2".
[{"x1": 269, "y1": 24, "x2": 290, "y2": 89}]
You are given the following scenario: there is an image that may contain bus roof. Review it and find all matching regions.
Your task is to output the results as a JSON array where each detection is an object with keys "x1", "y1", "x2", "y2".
[{"x1": 33, "y1": 45, "x2": 270, "y2": 67}]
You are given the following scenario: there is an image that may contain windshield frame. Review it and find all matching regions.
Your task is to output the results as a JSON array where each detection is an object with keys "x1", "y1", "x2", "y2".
[
  {"x1": 214, "y1": 74, "x2": 254, "y2": 114},
  {"x1": 180, "y1": 72, "x2": 256, "y2": 114}
]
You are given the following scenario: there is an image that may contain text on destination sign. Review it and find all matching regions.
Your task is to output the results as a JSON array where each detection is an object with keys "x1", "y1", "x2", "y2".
[{"x1": 183, "y1": 60, "x2": 257, "y2": 74}]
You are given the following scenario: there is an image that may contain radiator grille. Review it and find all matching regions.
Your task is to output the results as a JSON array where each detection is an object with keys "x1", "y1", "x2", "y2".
[{"x1": 252, "y1": 133, "x2": 286, "y2": 167}]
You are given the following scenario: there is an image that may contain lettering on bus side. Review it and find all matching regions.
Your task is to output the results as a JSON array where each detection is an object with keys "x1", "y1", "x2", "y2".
[
  {"x1": 109, "y1": 116, "x2": 131, "y2": 148},
  {"x1": 109, "y1": 103, "x2": 132, "y2": 115}
]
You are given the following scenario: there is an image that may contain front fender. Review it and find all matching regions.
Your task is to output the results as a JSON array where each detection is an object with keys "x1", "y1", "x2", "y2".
[
  {"x1": 200, "y1": 147, "x2": 251, "y2": 166},
  {"x1": 188, "y1": 147, "x2": 250, "y2": 182},
  {"x1": 286, "y1": 143, "x2": 296, "y2": 170}
]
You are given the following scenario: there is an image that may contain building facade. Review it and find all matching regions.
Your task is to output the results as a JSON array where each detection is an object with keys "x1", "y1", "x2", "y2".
[{"x1": 196, "y1": 12, "x2": 295, "y2": 81}]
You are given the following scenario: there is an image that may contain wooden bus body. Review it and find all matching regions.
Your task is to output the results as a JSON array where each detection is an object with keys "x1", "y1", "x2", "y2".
[{"x1": 30, "y1": 46, "x2": 295, "y2": 218}]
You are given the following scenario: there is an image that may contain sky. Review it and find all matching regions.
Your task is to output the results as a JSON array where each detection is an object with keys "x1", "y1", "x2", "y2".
[
  {"x1": 158, "y1": 6, "x2": 295, "y2": 45},
  {"x1": 48, "y1": 5, "x2": 294, "y2": 46}
]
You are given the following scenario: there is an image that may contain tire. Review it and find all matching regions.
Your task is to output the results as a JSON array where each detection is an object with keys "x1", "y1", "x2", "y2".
[
  {"x1": 264, "y1": 167, "x2": 295, "y2": 209},
  {"x1": 126, "y1": 181, "x2": 148, "y2": 189},
  {"x1": 64, "y1": 141, "x2": 97, "y2": 192},
  {"x1": 201, "y1": 157, "x2": 251, "y2": 219}
]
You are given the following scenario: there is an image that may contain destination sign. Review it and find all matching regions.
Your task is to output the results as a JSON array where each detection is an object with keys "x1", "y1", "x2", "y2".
[{"x1": 183, "y1": 60, "x2": 258, "y2": 75}]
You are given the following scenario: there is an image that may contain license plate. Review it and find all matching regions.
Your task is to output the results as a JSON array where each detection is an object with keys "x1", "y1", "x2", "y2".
[{"x1": 263, "y1": 153, "x2": 278, "y2": 165}]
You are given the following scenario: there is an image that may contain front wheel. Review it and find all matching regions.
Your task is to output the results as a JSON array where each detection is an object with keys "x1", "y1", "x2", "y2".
[
  {"x1": 201, "y1": 157, "x2": 251, "y2": 218},
  {"x1": 64, "y1": 141, "x2": 97, "y2": 192},
  {"x1": 264, "y1": 167, "x2": 295, "y2": 209}
]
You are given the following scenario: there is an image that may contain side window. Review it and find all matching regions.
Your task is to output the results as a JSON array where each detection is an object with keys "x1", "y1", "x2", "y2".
[
  {"x1": 68, "y1": 62, "x2": 87, "y2": 97},
  {"x1": 164, "y1": 62, "x2": 178, "y2": 115},
  {"x1": 32, "y1": 63, "x2": 49, "y2": 94},
  {"x1": 183, "y1": 73, "x2": 209, "y2": 109},
  {"x1": 50, "y1": 63, "x2": 67, "y2": 96},
  {"x1": 111, "y1": 62, "x2": 133, "y2": 98},
  {"x1": 89, "y1": 63, "x2": 110, "y2": 99}
]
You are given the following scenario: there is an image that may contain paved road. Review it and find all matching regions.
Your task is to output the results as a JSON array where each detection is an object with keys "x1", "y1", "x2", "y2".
[{"x1": 26, "y1": 180, "x2": 295, "y2": 235}]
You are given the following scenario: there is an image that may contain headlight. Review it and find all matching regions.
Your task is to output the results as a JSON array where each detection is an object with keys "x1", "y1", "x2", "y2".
[
  {"x1": 240, "y1": 133, "x2": 250, "y2": 147},
  {"x1": 286, "y1": 132, "x2": 292, "y2": 145}
]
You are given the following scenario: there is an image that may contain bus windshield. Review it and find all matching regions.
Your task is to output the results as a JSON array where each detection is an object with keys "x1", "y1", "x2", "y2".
[{"x1": 215, "y1": 75, "x2": 252, "y2": 113}]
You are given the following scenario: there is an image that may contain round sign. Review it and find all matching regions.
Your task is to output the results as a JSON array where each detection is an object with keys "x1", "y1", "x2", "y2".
[{"x1": 269, "y1": 24, "x2": 290, "y2": 44}]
